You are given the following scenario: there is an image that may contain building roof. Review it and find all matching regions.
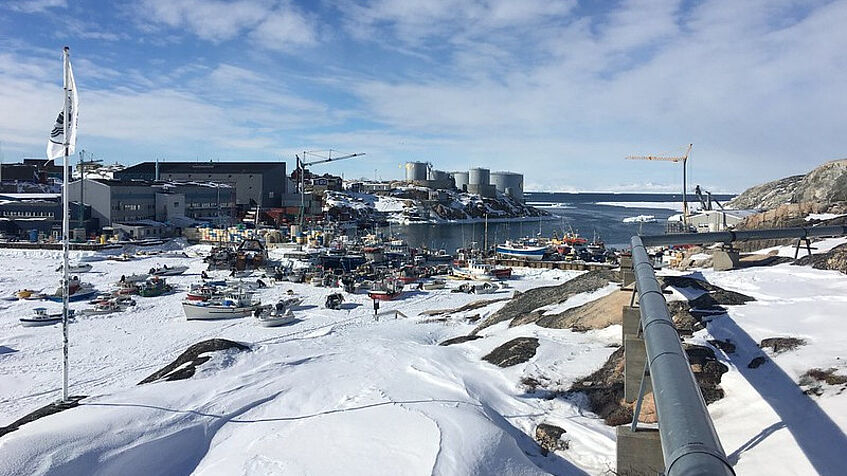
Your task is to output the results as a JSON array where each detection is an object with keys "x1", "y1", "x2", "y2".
[{"x1": 119, "y1": 161, "x2": 286, "y2": 175}]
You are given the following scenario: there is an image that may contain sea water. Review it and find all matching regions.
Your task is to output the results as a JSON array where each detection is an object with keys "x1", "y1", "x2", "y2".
[{"x1": 394, "y1": 192, "x2": 735, "y2": 251}]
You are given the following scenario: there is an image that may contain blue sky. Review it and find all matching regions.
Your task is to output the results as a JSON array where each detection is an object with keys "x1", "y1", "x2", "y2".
[{"x1": 1, "y1": 0, "x2": 845, "y2": 192}]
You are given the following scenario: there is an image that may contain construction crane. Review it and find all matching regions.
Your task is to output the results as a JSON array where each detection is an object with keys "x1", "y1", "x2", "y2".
[
  {"x1": 626, "y1": 143, "x2": 693, "y2": 227},
  {"x1": 694, "y1": 185, "x2": 724, "y2": 211},
  {"x1": 296, "y1": 149, "x2": 366, "y2": 227}
]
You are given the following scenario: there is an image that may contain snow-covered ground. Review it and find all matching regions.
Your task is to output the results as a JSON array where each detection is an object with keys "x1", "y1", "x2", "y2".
[
  {"x1": 0, "y1": 249, "x2": 617, "y2": 475},
  {"x1": 2, "y1": 238, "x2": 847, "y2": 475}
]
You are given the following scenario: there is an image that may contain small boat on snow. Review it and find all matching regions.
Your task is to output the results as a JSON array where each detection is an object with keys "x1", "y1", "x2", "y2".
[
  {"x1": 453, "y1": 261, "x2": 512, "y2": 281},
  {"x1": 183, "y1": 291, "x2": 259, "y2": 320},
  {"x1": 368, "y1": 279, "x2": 404, "y2": 301},
  {"x1": 56, "y1": 263, "x2": 92, "y2": 273},
  {"x1": 20, "y1": 308, "x2": 74, "y2": 327},
  {"x1": 45, "y1": 278, "x2": 97, "y2": 302},
  {"x1": 254, "y1": 297, "x2": 302, "y2": 327},
  {"x1": 149, "y1": 264, "x2": 189, "y2": 276}
]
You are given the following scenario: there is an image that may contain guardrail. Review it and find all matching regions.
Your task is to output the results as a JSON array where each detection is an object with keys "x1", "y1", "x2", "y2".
[{"x1": 631, "y1": 235, "x2": 735, "y2": 476}]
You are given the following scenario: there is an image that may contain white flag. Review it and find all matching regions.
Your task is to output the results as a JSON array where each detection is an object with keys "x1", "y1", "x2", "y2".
[{"x1": 46, "y1": 53, "x2": 78, "y2": 160}]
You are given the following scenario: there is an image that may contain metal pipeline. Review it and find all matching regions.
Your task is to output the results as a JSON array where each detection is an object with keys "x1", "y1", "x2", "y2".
[
  {"x1": 638, "y1": 225, "x2": 847, "y2": 247},
  {"x1": 631, "y1": 236, "x2": 735, "y2": 476}
]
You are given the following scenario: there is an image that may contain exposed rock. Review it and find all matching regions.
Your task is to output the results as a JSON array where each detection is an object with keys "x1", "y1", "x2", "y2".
[
  {"x1": 474, "y1": 270, "x2": 618, "y2": 332},
  {"x1": 668, "y1": 300, "x2": 702, "y2": 336},
  {"x1": 708, "y1": 339, "x2": 737, "y2": 354},
  {"x1": 420, "y1": 297, "x2": 510, "y2": 316},
  {"x1": 660, "y1": 275, "x2": 755, "y2": 308},
  {"x1": 759, "y1": 337, "x2": 806, "y2": 354},
  {"x1": 748, "y1": 356, "x2": 767, "y2": 369},
  {"x1": 534, "y1": 290, "x2": 630, "y2": 332},
  {"x1": 482, "y1": 337, "x2": 540, "y2": 367},
  {"x1": 794, "y1": 243, "x2": 847, "y2": 274},
  {"x1": 0, "y1": 396, "x2": 85, "y2": 439},
  {"x1": 799, "y1": 368, "x2": 847, "y2": 388},
  {"x1": 139, "y1": 338, "x2": 250, "y2": 384},
  {"x1": 535, "y1": 423, "x2": 569, "y2": 455},
  {"x1": 567, "y1": 345, "x2": 727, "y2": 426},
  {"x1": 726, "y1": 174, "x2": 804, "y2": 210},
  {"x1": 439, "y1": 335, "x2": 483, "y2": 346},
  {"x1": 791, "y1": 159, "x2": 847, "y2": 204}
]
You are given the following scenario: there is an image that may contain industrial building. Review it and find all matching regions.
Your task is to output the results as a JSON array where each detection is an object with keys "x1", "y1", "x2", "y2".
[
  {"x1": 466, "y1": 167, "x2": 496, "y2": 198},
  {"x1": 114, "y1": 161, "x2": 290, "y2": 209},
  {"x1": 450, "y1": 171, "x2": 469, "y2": 191},
  {"x1": 404, "y1": 162, "x2": 525, "y2": 201},
  {"x1": 66, "y1": 179, "x2": 236, "y2": 229},
  {"x1": 0, "y1": 196, "x2": 96, "y2": 239}
]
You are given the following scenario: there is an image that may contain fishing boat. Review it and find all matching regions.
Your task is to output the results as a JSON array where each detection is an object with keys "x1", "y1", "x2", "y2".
[
  {"x1": 325, "y1": 293, "x2": 344, "y2": 310},
  {"x1": 20, "y1": 308, "x2": 74, "y2": 327},
  {"x1": 495, "y1": 240, "x2": 547, "y2": 261},
  {"x1": 186, "y1": 283, "x2": 220, "y2": 302},
  {"x1": 56, "y1": 263, "x2": 92, "y2": 273},
  {"x1": 183, "y1": 291, "x2": 259, "y2": 320},
  {"x1": 396, "y1": 266, "x2": 420, "y2": 284},
  {"x1": 82, "y1": 299, "x2": 128, "y2": 316},
  {"x1": 453, "y1": 261, "x2": 511, "y2": 281},
  {"x1": 368, "y1": 279, "x2": 404, "y2": 301},
  {"x1": 138, "y1": 277, "x2": 172, "y2": 297},
  {"x1": 117, "y1": 273, "x2": 148, "y2": 285},
  {"x1": 149, "y1": 264, "x2": 189, "y2": 276},
  {"x1": 46, "y1": 278, "x2": 97, "y2": 302}
]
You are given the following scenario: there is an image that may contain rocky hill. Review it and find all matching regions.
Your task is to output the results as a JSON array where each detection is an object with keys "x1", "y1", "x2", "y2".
[{"x1": 727, "y1": 159, "x2": 847, "y2": 210}]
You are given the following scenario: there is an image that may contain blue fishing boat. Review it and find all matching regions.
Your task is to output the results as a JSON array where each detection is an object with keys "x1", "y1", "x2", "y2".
[{"x1": 495, "y1": 240, "x2": 547, "y2": 260}]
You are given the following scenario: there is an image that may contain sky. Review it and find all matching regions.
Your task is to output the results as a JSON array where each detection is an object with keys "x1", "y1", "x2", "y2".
[{"x1": 1, "y1": 0, "x2": 845, "y2": 193}]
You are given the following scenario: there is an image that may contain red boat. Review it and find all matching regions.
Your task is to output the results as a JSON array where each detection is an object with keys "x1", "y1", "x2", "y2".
[
  {"x1": 396, "y1": 266, "x2": 420, "y2": 284},
  {"x1": 491, "y1": 267, "x2": 512, "y2": 279},
  {"x1": 368, "y1": 279, "x2": 404, "y2": 301}
]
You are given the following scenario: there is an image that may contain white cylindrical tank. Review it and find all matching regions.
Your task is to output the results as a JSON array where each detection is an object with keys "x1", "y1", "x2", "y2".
[
  {"x1": 469, "y1": 167, "x2": 490, "y2": 186},
  {"x1": 405, "y1": 162, "x2": 428, "y2": 181},
  {"x1": 451, "y1": 171, "x2": 469, "y2": 191},
  {"x1": 491, "y1": 171, "x2": 524, "y2": 200}
]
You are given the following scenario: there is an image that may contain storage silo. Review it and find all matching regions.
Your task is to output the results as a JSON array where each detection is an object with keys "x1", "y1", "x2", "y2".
[
  {"x1": 405, "y1": 161, "x2": 428, "y2": 181},
  {"x1": 429, "y1": 169, "x2": 449, "y2": 181},
  {"x1": 451, "y1": 171, "x2": 469, "y2": 191},
  {"x1": 469, "y1": 167, "x2": 490, "y2": 186},
  {"x1": 491, "y1": 171, "x2": 524, "y2": 201}
]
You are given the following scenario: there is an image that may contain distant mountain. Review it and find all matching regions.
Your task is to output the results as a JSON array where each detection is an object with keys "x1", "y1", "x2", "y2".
[{"x1": 727, "y1": 159, "x2": 847, "y2": 210}]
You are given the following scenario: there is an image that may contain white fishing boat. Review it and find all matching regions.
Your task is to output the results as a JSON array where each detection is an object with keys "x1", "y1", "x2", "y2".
[
  {"x1": 20, "y1": 308, "x2": 74, "y2": 327},
  {"x1": 254, "y1": 297, "x2": 302, "y2": 327},
  {"x1": 56, "y1": 263, "x2": 92, "y2": 273},
  {"x1": 183, "y1": 291, "x2": 259, "y2": 320},
  {"x1": 453, "y1": 260, "x2": 512, "y2": 281},
  {"x1": 149, "y1": 264, "x2": 189, "y2": 276},
  {"x1": 116, "y1": 273, "x2": 148, "y2": 285},
  {"x1": 422, "y1": 279, "x2": 446, "y2": 290}
]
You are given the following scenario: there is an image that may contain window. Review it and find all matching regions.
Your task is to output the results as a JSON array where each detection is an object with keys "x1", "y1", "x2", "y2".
[{"x1": 174, "y1": 202, "x2": 179, "y2": 207}]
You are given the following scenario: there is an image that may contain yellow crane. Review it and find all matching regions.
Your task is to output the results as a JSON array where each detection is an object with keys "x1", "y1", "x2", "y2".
[{"x1": 626, "y1": 143, "x2": 693, "y2": 227}]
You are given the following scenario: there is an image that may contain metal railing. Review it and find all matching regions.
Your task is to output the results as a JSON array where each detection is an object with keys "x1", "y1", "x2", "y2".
[{"x1": 631, "y1": 235, "x2": 735, "y2": 476}]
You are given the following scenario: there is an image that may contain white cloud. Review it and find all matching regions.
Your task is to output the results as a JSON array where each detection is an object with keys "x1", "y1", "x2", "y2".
[
  {"x1": 249, "y1": 2, "x2": 318, "y2": 51},
  {"x1": 138, "y1": 0, "x2": 273, "y2": 42},
  {"x1": 5, "y1": 0, "x2": 66, "y2": 13}
]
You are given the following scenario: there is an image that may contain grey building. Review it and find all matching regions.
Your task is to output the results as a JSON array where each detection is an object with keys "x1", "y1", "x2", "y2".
[
  {"x1": 114, "y1": 161, "x2": 288, "y2": 208},
  {"x1": 67, "y1": 179, "x2": 235, "y2": 228}
]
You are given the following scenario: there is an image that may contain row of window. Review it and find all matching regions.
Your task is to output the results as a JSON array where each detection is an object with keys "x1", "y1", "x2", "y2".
[{"x1": 0, "y1": 211, "x2": 56, "y2": 218}]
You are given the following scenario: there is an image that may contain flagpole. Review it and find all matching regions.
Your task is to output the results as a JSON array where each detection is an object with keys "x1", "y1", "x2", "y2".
[{"x1": 61, "y1": 46, "x2": 71, "y2": 403}]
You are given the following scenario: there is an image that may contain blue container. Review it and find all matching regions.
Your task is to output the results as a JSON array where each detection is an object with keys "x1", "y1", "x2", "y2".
[{"x1": 29, "y1": 229, "x2": 38, "y2": 242}]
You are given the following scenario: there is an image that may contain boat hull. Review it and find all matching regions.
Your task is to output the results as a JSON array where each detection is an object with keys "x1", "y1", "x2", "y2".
[
  {"x1": 20, "y1": 317, "x2": 62, "y2": 327},
  {"x1": 183, "y1": 302, "x2": 257, "y2": 320},
  {"x1": 257, "y1": 315, "x2": 297, "y2": 327},
  {"x1": 495, "y1": 246, "x2": 546, "y2": 260},
  {"x1": 368, "y1": 291, "x2": 402, "y2": 301},
  {"x1": 46, "y1": 289, "x2": 98, "y2": 303}
]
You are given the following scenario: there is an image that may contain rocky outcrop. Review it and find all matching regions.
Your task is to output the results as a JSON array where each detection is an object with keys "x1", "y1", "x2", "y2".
[
  {"x1": 726, "y1": 174, "x2": 804, "y2": 210},
  {"x1": 535, "y1": 423, "x2": 569, "y2": 455},
  {"x1": 567, "y1": 345, "x2": 727, "y2": 426},
  {"x1": 482, "y1": 337, "x2": 540, "y2": 367},
  {"x1": 439, "y1": 335, "x2": 483, "y2": 346},
  {"x1": 474, "y1": 270, "x2": 618, "y2": 332},
  {"x1": 534, "y1": 290, "x2": 630, "y2": 331},
  {"x1": 794, "y1": 243, "x2": 847, "y2": 274},
  {"x1": 791, "y1": 159, "x2": 847, "y2": 204},
  {"x1": 759, "y1": 337, "x2": 806, "y2": 354},
  {"x1": 727, "y1": 159, "x2": 847, "y2": 211},
  {"x1": 139, "y1": 339, "x2": 250, "y2": 384}
]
